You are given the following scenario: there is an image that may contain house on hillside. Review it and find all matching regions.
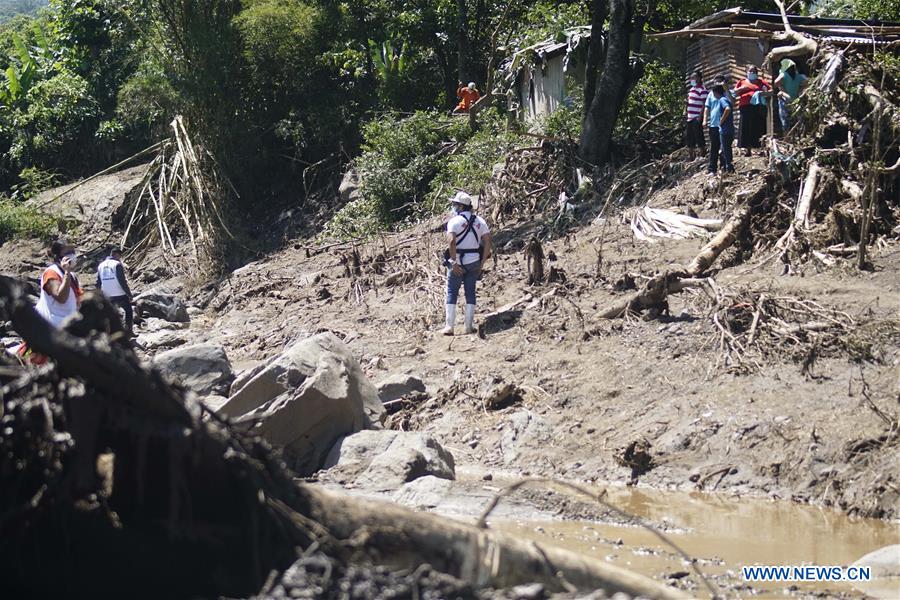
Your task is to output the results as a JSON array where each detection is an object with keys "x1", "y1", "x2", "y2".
[
  {"x1": 503, "y1": 9, "x2": 898, "y2": 125},
  {"x1": 503, "y1": 27, "x2": 685, "y2": 123},
  {"x1": 651, "y1": 7, "x2": 900, "y2": 84},
  {"x1": 502, "y1": 27, "x2": 592, "y2": 123}
]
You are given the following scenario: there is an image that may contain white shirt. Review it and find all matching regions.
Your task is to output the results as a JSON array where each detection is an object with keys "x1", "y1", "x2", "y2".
[
  {"x1": 98, "y1": 257, "x2": 127, "y2": 297},
  {"x1": 447, "y1": 210, "x2": 490, "y2": 266},
  {"x1": 35, "y1": 264, "x2": 78, "y2": 328}
]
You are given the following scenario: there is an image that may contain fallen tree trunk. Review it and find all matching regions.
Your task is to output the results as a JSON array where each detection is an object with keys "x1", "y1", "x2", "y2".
[
  {"x1": 303, "y1": 486, "x2": 689, "y2": 598},
  {"x1": 0, "y1": 279, "x2": 686, "y2": 599},
  {"x1": 764, "y1": 0, "x2": 818, "y2": 66},
  {"x1": 685, "y1": 202, "x2": 752, "y2": 276},
  {"x1": 597, "y1": 275, "x2": 716, "y2": 319},
  {"x1": 794, "y1": 160, "x2": 821, "y2": 230},
  {"x1": 597, "y1": 181, "x2": 768, "y2": 319}
]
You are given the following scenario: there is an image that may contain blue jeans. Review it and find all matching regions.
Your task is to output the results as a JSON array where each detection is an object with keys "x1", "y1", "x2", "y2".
[
  {"x1": 778, "y1": 97, "x2": 792, "y2": 131},
  {"x1": 720, "y1": 129, "x2": 734, "y2": 172},
  {"x1": 447, "y1": 260, "x2": 481, "y2": 305}
]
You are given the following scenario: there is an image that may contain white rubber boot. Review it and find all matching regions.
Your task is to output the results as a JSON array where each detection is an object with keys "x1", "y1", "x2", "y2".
[
  {"x1": 464, "y1": 304, "x2": 476, "y2": 334},
  {"x1": 442, "y1": 304, "x2": 457, "y2": 336}
]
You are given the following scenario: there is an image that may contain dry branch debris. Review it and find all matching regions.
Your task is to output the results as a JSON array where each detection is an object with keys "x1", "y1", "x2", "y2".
[{"x1": 120, "y1": 116, "x2": 236, "y2": 273}]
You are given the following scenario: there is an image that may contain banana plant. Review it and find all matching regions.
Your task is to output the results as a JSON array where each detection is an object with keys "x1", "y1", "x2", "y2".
[
  {"x1": 368, "y1": 39, "x2": 407, "y2": 83},
  {"x1": 1, "y1": 28, "x2": 51, "y2": 107}
]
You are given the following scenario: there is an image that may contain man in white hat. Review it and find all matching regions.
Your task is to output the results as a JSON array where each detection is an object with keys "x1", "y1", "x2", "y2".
[{"x1": 443, "y1": 191, "x2": 491, "y2": 335}]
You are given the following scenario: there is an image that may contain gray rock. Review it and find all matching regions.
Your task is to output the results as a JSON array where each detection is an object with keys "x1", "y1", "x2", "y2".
[
  {"x1": 853, "y1": 544, "x2": 900, "y2": 578},
  {"x1": 154, "y1": 343, "x2": 234, "y2": 397},
  {"x1": 220, "y1": 333, "x2": 384, "y2": 476},
  {"x1": 139, "y1": 329, "x2": 188, "y2": 350},
  {"x1": 141, "y1": 317, "x2": 190, "y2": 333},
  {"x1": 376, "y1": 373, "x2": 426, "y2": 403},
  {"x1": 391, "y1": 475, "x2": 453, "y2": 508},
  {"x1": 323, "y1": 429, "x2": 455, "y2": 489},
  {"x1": 338, "y1": 168, "x2": 360, "y2": 204},
  {"x1": 136, "y1": 291, "x2": 189, "y2": 323},
  {"x1": 510, "y1": 583, "x2": 546, "y2": 600},
  {"x1": 200, "y1": 395, "x2": 229, "y2": 413}
]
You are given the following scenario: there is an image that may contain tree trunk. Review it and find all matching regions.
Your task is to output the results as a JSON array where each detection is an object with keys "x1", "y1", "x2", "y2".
[
  {"x1": 583, "y1": 0, "x2": 609, "y2": 110},
  {"x1": 578, "y1": 0, "x2": 634, "y2": 167},
  {"x1": 630, "y1": 0, "x2": 657, "y2": 54},
  {"x1": 457, "y1": 0, "x2": 470, "y2": 84}
]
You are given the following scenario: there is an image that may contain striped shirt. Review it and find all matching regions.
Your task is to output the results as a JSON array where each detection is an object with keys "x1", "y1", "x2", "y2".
[{"x1": 687, "y1": 85, "x2": 708, "y2": 121}]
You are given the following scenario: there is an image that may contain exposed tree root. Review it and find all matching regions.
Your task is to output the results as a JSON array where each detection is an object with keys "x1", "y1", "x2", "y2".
[{"x1": 0, "y1": 278, "x2": 687, "y2": 599}]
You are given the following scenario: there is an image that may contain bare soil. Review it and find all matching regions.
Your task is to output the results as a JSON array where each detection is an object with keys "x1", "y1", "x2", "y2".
[{"x1": 168, "y1": 155, "x2": 899, "y2": 522}]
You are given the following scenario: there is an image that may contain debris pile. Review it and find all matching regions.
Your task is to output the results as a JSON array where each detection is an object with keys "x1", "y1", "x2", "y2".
[
  {"x1": 708, "y1": 290, "x2": 900, "y2": 373},
  {"x1": 764, "y1": 46, "x2": 898, "y2": 270},
  {"x1": 0, "y1": 279, "x2": 688, "y2": 600},
  {"x1": 119, "y1": 116, "x2": 237, "y2": 273}
]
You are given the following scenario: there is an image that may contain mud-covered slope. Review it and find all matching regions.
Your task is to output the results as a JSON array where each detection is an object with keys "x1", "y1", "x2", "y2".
[{"x1": 157, "y1": 154, "x2": 899, "y2": 520}]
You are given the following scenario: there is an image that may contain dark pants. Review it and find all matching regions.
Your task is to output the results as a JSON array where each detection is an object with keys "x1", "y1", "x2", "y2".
[
  {"x1": 738, "y1": 105, "x2": 764, "y2": 149},
  {"x1": 685, "y1": 119, "x2": 705, "y2": 149},
  {"x1": 708, "y1": 127, "x2": 721, "y2": 173},
  {"x1": 446, "y1": 260, "x2": 481, "y2": 305},
  {"x1": 110, "y1": 295, "x2": 133, "y2": 331},
  {"x1": 720, "y1": 130, "x2": 735, "y2": 172}
]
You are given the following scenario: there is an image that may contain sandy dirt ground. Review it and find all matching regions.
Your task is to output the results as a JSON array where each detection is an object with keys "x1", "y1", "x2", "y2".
[
  {"x1": 3, "y1": 156, "x2": 898, "y2": 599},
  {"x1": 129, "y1": 155, "x2": 900, "y2": 526}
]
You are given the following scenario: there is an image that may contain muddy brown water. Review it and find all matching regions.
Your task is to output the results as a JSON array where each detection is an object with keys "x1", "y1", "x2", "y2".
[{"x1": 490, "y1": 485, "x2": 900, "y2": 599}]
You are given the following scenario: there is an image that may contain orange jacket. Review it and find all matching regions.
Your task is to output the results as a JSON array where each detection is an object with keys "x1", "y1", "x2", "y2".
[{"x1": 456, "y1": 86, "x2": 480, "y2": 111}]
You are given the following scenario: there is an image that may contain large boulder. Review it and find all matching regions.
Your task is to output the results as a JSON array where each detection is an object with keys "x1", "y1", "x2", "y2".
[
  {"x1": 853, "y1": 545, "x2": 900, "y2": 578},
  {"x1": 136, "y1": 291, "x2": 189, "y2": 323},
  {"x1": 391, "y1": 476, "x2": 453, "y2": 509},
  {"x1": 322, "y1": 429, "x2": 455, "y2": 490},
  {"x1": 376, "y1": 373, "x2": 426, "y2": 403},
  {"x1": 154, "y1": 343, "x2": 234, "y2": 397},
  {"x1": 219, "y1": 333, "x2": 384, "y2": 475}
]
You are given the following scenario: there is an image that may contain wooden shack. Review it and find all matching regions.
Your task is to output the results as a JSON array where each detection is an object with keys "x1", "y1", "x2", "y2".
[
  {"x1": 503, "y1": 28, "x2": 591, "y2": 123},
  {"x1": 653, "y1": 7, "x2": 900, "y2": 83}
]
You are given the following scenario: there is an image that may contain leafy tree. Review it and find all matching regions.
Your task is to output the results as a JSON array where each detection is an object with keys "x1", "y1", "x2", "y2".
[
  {"x1": 8, "y1": 70, "x2": 99, "y2": 170},
  {"x1": 810, "y1": 0, "x2": 900, "y2": 20},
  {"x1": 0, "y1": 0, "x2": 46, "y2": 24}
]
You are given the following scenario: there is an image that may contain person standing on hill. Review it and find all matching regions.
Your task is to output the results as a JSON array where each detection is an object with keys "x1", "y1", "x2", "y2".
[
  {"x1": 717, "y1": 85, "x2": 736, "y2": 173},
  {"x1": 35, "y1": 240, "x2": 83, "y2": 328},
  {"x1": 97, "y1": 247, "x2": 134, "y2": 333},
  {"x1": 443, "y1": 191, "x2": 492, "y2": 336},
  {"x1": 454, "y1": 82, "x2": 481, "y2": 113},
  {"x1": 733, "y1": 64, "x2": 770, "y2": 156},
  {"x1": 704, "y1": 82, "x2": 734, "y2": 174},
  {"x1": 775, "y1": 58, "x2": 808, "y2": 134},
  {"x1": 685, "y1": 70, "x2": 708, "y2": 160}
]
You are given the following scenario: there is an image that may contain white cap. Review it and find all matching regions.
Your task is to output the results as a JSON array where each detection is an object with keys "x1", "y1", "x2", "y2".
[
  {"x1": 451, "y1": 191, "x2": 473, "y2": 207},
  {"x1": 468, "y1": 82, "x2": 476, "y2": 90}
]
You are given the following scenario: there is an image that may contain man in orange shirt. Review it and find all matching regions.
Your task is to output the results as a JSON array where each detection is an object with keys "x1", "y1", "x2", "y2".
[{"x1": 454, "y1": 81, "x2": 480, "y2": 113}]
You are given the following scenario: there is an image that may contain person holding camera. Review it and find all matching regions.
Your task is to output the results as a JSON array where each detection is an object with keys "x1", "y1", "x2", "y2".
[{"x1": 443, "y1": 191, "x2": 491, "y2": 336}]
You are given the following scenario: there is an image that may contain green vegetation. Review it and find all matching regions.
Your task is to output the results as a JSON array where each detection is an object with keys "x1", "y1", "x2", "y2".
[
  {"x1": 326, "y1": 111, "x2": 470, "y2": 238},
  {"x1": 0, "y1": 1, "x2": 45, "y2": 23},
  {"x1": 810, "y1": 0, "x2": 900, "y2": 21},
  {"x1": 0, "y1": 0, "x2": 783, "y2": 240},
  {"x1": 0, "y1": 196, "x2": 54, "y2": 242},
  {"x1": 615, "y1": 59, "x2": 683, "y2": 137}
]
